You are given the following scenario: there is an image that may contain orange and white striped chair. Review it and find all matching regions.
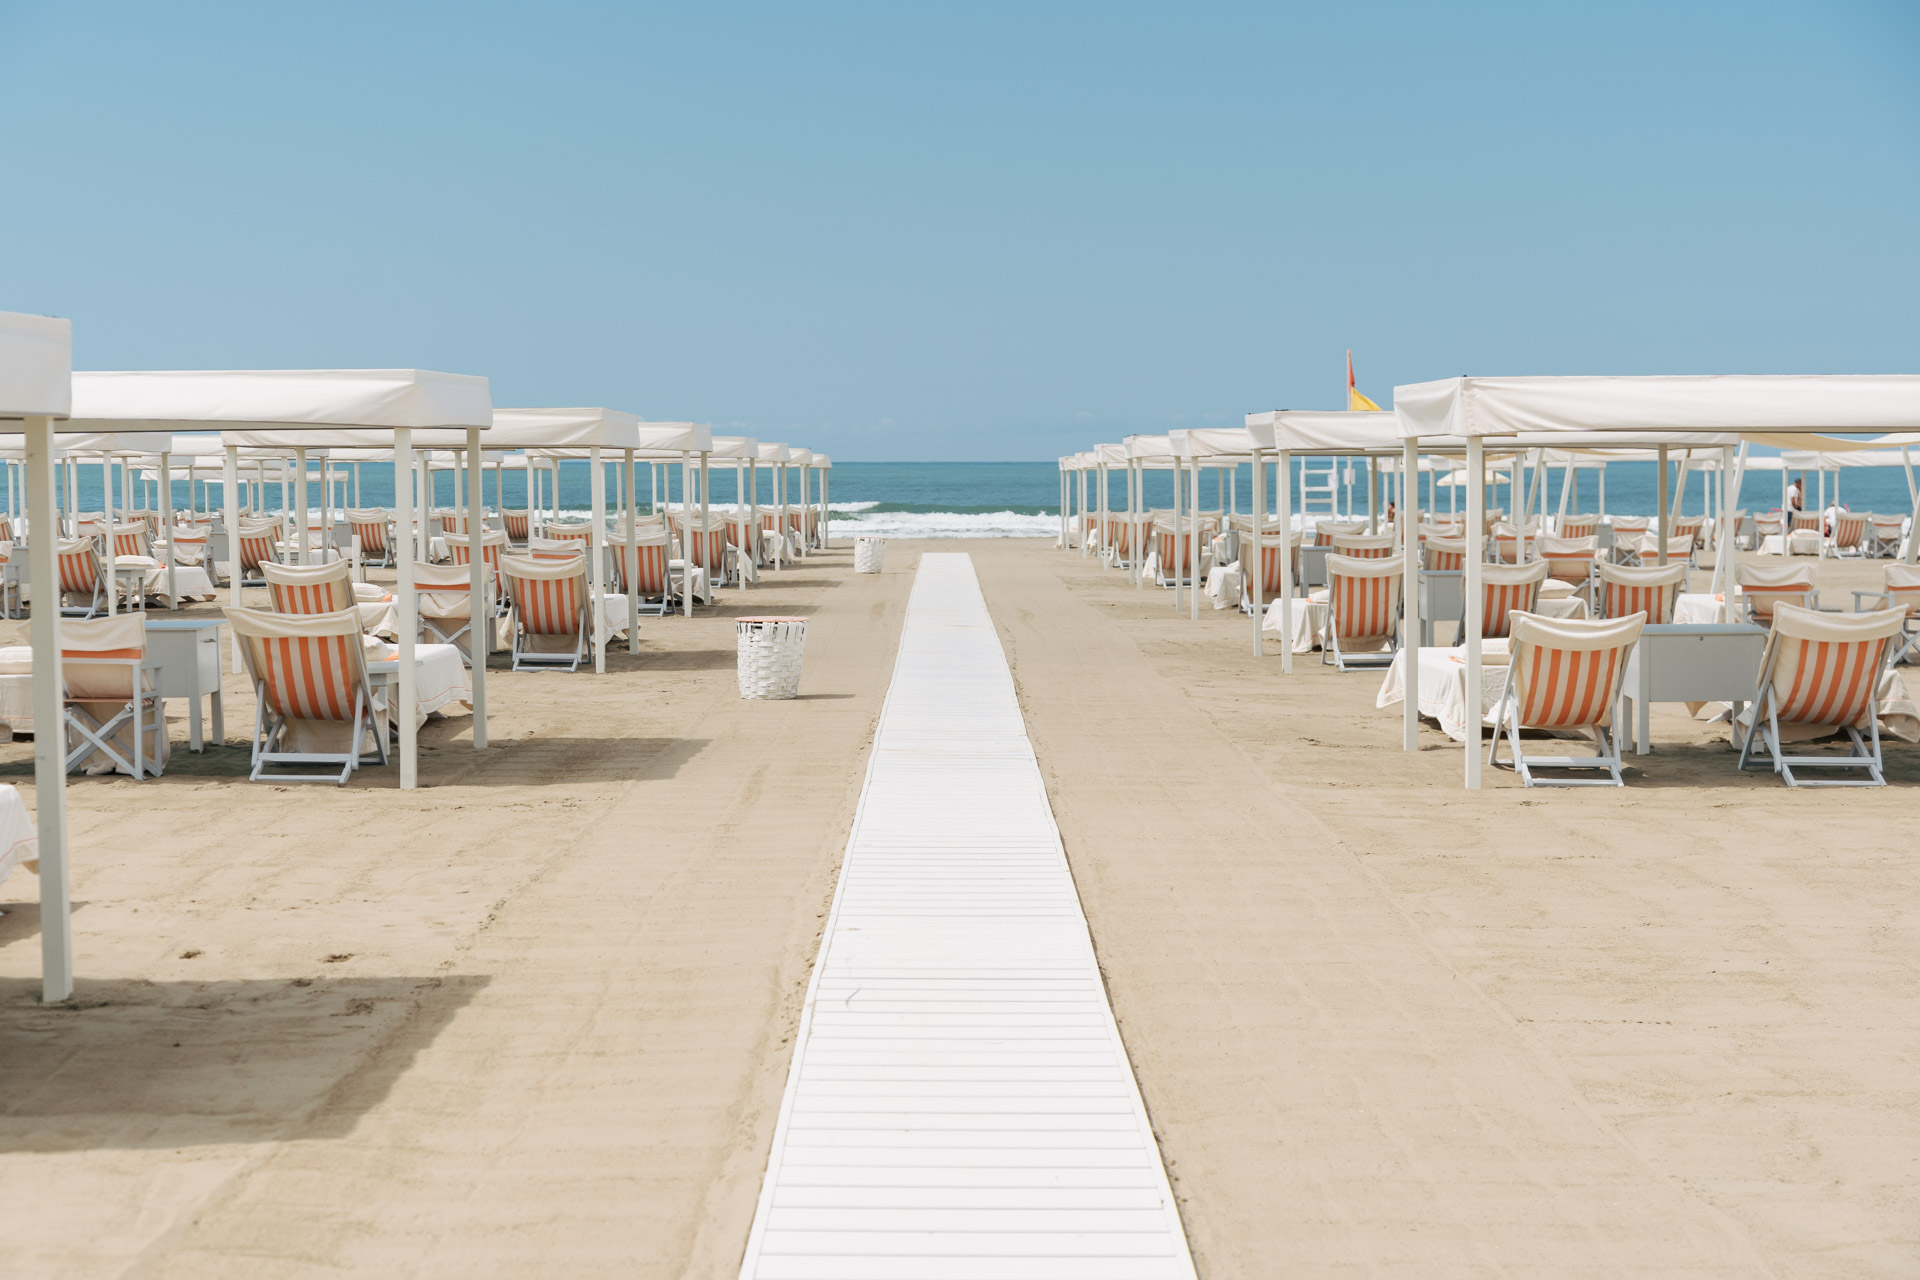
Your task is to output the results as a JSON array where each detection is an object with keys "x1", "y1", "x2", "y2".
[
  {"x1": 543, "y1": 522, "x2": 594, "y2": 557},
  {"x1": 1788, "y1": 510, "x2": 1822, "y2": 535},
  {"x1": 1823, "y1": 510, "x2": 1869, "y2": 559},
  {"x1": 501, "y1": 508, "x2": 532, "y2": 547},
  {"x1": 262, "y1": 559, "x2": 359, "y2": 615},
  {"x1": 1489, "y1": 522, "x2": 1541, "y2": 564},
  {"x1": 1330, "y1": 532, "x2": 1396, "y2": 561},
  {"x1": 346, "y1": 508, "x2": 393, "y2": 568},
  {"x1": 225, "y1": 605, "x2": 385, "y2": 784},
  {"x1": 1488, "y1": 611, "x2": 1645, "y2": 786},
  {"x1": 1312, "y1": 520, "x2": 1366, "y2": 548},
  {"x1": 1737, "y1": 604, "x2": 1908, "y2": 786},
  {"x1": 1150, "y1": 520, "x2": 1201, "y2": 588},
  {"x1": 445, "y1": 529, "x2": 508, "y2": 582},
  {"x1": 527, "y1": 534, "x2": 587, "y2": 564},
  {"x1": 235, "y1": 520, "x2": 283, "y2": 586},
  {"x1": 1607, "y1": 516, "x2": 1650, "y2": 551},
  {"x1": 1852, "y1": 563, "x2": 1920, "y2": 665},
  {"x1": 1556, "y1": 514, "x2": 1599, "y2": 541},
  {"x1": 1537, "y1": 535, "x2": 1599, "y2": 596},
  {"x1": 61, "y1": 613, "x2": 168, "y2": 780},
  {"x1": 1104, "y1": 517, "x2": 1148, "y2": 569},
  {"x1": 1619, "y1": 532, "x2": 1694, "y2": 568},
  {"x1": 414, "y1": 561, "x2": 498, "y2": 663},
  {"x1": 1672, "y1": 515, "x2": 1706, "y2": 549},
  {"x1": 1240, "y1": 533, "x2": 1303, "y2": 612},
  {"x1": 611, "y1": 530, "x2": 673, "y2": 616},
  {"x1": 678, "y1": 519, "x2": 730, "y2": 592},
  {"x1": 1423, "y1": 535, "x2": 1470, "y2": 573},
  {"x1": 1322, "y1": 552, "x2": 1404, "y2": 671},
  {"x1": 166, "y1": 524, "x2": 211, "y2": 569},
  {"x1": 500, "y1": 553, "x2": 591, "y2": 671},
  {"x1": 110, "y1": 522, "x2": 153, "y2": 562},
  {"x1": 1755, "y1": 512, "x2": 1785, "y2": 542},
  {"x1": 1866, "y1": 514, "x2": 1905, "y2": 557},
  {"x1": 1596, "y1": 561, "x2": 1686, "y2": 625},
  {"x1": 1479, "y1": 560, "x2": 1550, "y2": 640},
  {"x1": 54, "y1": 537, "x2": 109, "y2": 618},
  {"x1": 1734, "y1": 562, "x2": 1816, "y2": 626}
]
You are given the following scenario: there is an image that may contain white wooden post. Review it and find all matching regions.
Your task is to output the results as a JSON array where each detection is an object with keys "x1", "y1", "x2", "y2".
[
  {"x1": 1464, "y1": 436, "x2": 1485, "y2": 789},
  {"x1": 1278, "y1": 448, "x2": 1293, "y2": 676},
  {"x1": 466, "y1": 427, "x2": 487, "y2": 750},
  {"x1": 395, "y1": 429, "x2": 418, "y2": 790},
  {"x1": 1403, "y1": 437, "x2": 1421, "y2": 752},
  {"x1": 26, "y1": 418, "x2": 72, "y2": 1002}
]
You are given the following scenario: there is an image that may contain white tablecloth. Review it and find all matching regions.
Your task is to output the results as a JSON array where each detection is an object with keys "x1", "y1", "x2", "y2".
[
  {"x1": 1267, "y1": 593, "x2": 1588, "y2": 654},
  {"x1": 367, "y1": 642, "x2": 471, "y2": 722},
  {"x1": 1376, "y1": 641, "x2": 1514, "y2": 742},
  {"x1": 1758, "y1": 530, "x2": 1821, "y2": 557},
  {"x1": 0, "y1": 783, "x2": 38, "y2": 886},
  {"x1": 1673, "y1": 592, "x2": 1729, "y2": 625}
]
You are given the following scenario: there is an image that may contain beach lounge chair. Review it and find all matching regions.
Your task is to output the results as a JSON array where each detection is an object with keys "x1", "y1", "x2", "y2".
[
  {"x1": 1556, "y1": 514, "x2": 1599, "y2": 540},
  {"x1": 1488, "y1": 611, "x2": 1645, "y2": 787},
  {"x1": 1424, "y1": 535, "x2": 1469, "y2": 572},
  {"x1": 1852, "y1": 563, "x2": 1920, "y2": 665},
  {"x1": 1330, "y1": 532, "x2": 1396, "y2": 561},
  {"x1": 501, "y1": 508, "x2": 532, "y2": 547},
  {"x1": 1322, "y1": 552, "x2": 1404, "y2": 671},
  {"x1": 679, "y1": 519, "x2": 730, "y2": 590},
  {"x1": 1150, "y1": 520, "x2": 1199, "y2": 588},
  {"x1": 61, "y1": 614, "x2": 167, "y2": 780},
  {"x1": 1823, "y1": 511, "x2": 1869, "y2": 559},
  {"x1": 527, "y1": 534, "x2": 587, "y2": 563},
  {"x1": 1241, "y1": 533, "x2": 1303, "y2": 610},
  {"x1": 1479, "y1": 560, "x2": 1550, "y2": 640},
  {"x1": 611, "y1": 529, "x2": 673, "y2": 617},
  {"x1": 1312, "y1": 520, "x2": 1366, "y2": 548},
  {"x1": 1734, "y1": 562, "x2": 1817, "y2": 626},
  {"x1": 1866, "y1": 514, "x2": 1905, "y2": 558},
  {"x1": 414, "y1": 561, "x2": 497, "y2": 664},
  {"x1": 1755, "y1": 513, "x2": 1785, "y2": 542},
  {"x1": 54, "y1": 538, "x2": 110, "y2": 618},
  {"x1": 236, "y1": 520, "x2": 283, "y2": 586},
  {"x1": 445, "y1": 529, "x2": 508, "y2": 581},
  {"x1": 166, "y1": 525, "x2": 211, "y2": 569},
  {"x1": 225, "y1": 606, "x2": 386, "y2": 785},
  {"x1": 346, "y1": 508, "x2": 394, "y2": 568},
  {"x1": 1489, "y1": 522, "x2": 1541, "y2": 564},
  {"x1": 1596, "y1": 561, "x2": 1687, "y2": 624},
  {"x1": 262, "y1": 559, "x2": 360, "y2": 615},
  {"x1": 1608, "y1": 516, "x2": 1651, "y2": 543},
  {"x1": 1673, "y1": 515, "x2": 1706, "y2": 549},
  {"x1": 1737, "y1": 604, "x2": 1908, "y2": 786},
  {"x1": 1537, "y1": 535, "x2": 1599, "y2": 595},
  {"x1": 1621, "y1": 533, "x2": 1695, "y2": 569},
  {"x1": 500, "y1": 553, "x2": 591, "y2": 671}
]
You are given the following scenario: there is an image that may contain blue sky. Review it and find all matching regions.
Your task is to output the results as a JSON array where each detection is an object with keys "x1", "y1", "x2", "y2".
[{"x1": 3, "y1": 2, "x2": 1915, "y2": 459}]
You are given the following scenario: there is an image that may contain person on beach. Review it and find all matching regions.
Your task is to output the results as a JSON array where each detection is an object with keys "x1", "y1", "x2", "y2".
[{"x1": 1786, "y1": 475, "x2": 1804, "y2": 513}]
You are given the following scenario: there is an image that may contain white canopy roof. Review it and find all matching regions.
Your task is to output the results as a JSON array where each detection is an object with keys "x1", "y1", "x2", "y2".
[
  {"x1": 1244, "y1": 410, "x2": 1402, "y2": 453},
  {"x1": 1170, "y1": 427, "x2": 1256, "y2": 459},
  {"x1": 71, "y1": 369, "x2": 491, "y2": 434},
  {"x1": 709, "y1": 435, "x2": 761, "y2": 460},
  {"x1": 812, "y1": 454, "x2": 831, "y2": 469},
  {"x1": 0, "y1": 312, "x2": 73, "y2": 419},
  {"x1": 487, "y1": 407, "x2": 641, "y2": 450},
  {"x1": 787, "y1": 448, "x2": 814, "y2": 466},
  {"x1": 1394, "y1": 375, "x2": 1920, "y2": 439},
  {"x1": 756, "y1": 443, "x2": 790, "y2": 464}
]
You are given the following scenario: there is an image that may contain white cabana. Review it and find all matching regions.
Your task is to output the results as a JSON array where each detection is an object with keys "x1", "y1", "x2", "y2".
[
  {"x1": 71, "y1": 368, "x2": 494, "y2": 799},
  {"x1": 1, "y1": 311, "x2": 75, "y2": 1002},
  {"x1": 1395, "y1": 375, "x2": 1920, "y2": 788}
]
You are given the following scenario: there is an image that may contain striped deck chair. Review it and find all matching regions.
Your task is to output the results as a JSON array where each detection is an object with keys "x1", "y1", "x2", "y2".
[
  {"x1": 167, "y1": 525, "x2": 210, "y2": 568},
  {"x1": 236, "y1": 520, "x2": 282, "y2": 585},
  {"x1": 1538, "y1": 535, "x2": 1599, "y2": 596},
  {"x1": 1479, "y1": 560, "x2": 1550, "y2": 640},
  {"x1": 1322, "y1": 552, "x2": 1404, "y2": 671},
  {"x1": 414, "y1": 561, "x2": 496, "y2": 664},
  {"x1": 1608, "y1": 516, "x2": 1650, "y2": 555},
  {"x1": 1150, "y1": 520, "x2": 1201, "y2": 587},
  {"x1": 1489, "y1": 611, "x2": 1645, "y2": 787},
  {"x1": 1823, "y1": 511, "x2": 1869, "y2": 559},
  {"x1": 500, "y1": 553, "x2": 591, "y2": 671},
  {"x1": 346, "y1": 508, "x2": 393, "y2": 568},
  {"x1": 1424, "y1": 536, "x2": 1469, "y2": 573},
  {"x1": 62, "y1": 613, "x2": 167, "y2": 780},
  {"x1": 527, "y1": 534, "x2": 587, "y2": 564},
  {"x1": 1864, "y1": 514, "x2": 1903, "y2": 557},
  {"x1": 544, "y1": 522, "x2": 594, "y2": 556},
  {"x1": 55, "y1": 537, "x2": 108, "y2": 618},
  {"x1": 611, "y1": 530, "x2": 672, "y2": 617},
  {"x1": 1789, "y1": 510, "x2": 1822, "y2": 535},
  {"x1": 433, "y1": 509, "x2": 465, "y2": 536},
  {"x1": 1105, "y1": 517, "x2": 1148, "y2": 569},
  {"x1": 1489, "y1": 522, "x2": 1540, "y2": 564},
  {"x1": 1556, "y1": 514, "x2": 1599, "y2": 541},
  {"x1": 501, "y1": 508, "x2": 532, "y2": 547},
  {"x1": 1313, "y1": 520, "x2": 1366, "y2": 548},
  {"x1": 1596, "y1": 561, "x2": 1686, "y2": 624},
  {"x1": 262, "y1": 559, "x2": 358, "y2": 615},
  {"x1": 225, "y1": 606, "x2": 385, "y2": 784},
  {"x1": 111, "y1": 522, "x2": 153, "y2": 561},
  {"x1": 1330, "y1": 532, "x2": 1396, "y2": 561},
  {"x1": 445, "y1": 529, "x2": 508, "y2": 581},
  {"x1": 1735, "y1": 562, "x2": 1816, "y2": 626},
  {"x1": 1620, "y1": 532, "x2": 1694, "y2": 568},
  {"x1": 1851, "y1": 563, "x2": 1920, "y2": 665},
  {"x1": 1755, "y1": 513, "x2": 1785, "y2": 541},
  {"x1": 1672, "y1": 515, "x2": 1706, "y2": 549},
  {"x1": 1737, "y1": 604, "x2": 1908, "y2": 786},
  {"x1": 1240, "y1": 533, "x2": 1303, "y2": 613},
  {"x1": 679, "y1": 521, "x2": 730, "y2": 589}
]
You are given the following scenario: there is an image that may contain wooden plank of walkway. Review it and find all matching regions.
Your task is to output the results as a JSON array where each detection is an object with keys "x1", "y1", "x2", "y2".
[{"x1": 738, "y1": 552, "x2": 1195, "y2": 1280}]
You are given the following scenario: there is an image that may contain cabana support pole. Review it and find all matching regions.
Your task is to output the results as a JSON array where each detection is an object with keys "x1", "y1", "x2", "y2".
[
  {"x1": 395, "y1": 429, "x2": 419, "y2": 790},
  {"x1": 1188, "y1": 458, "x2": 1201, "y2": 621},
  {"x1": 1464, "y1": 437, "x2": 1485, "y2": 789},
  {"x1": 465, "y1": 427, "x2": 487, "y2": 750},
  {"x1": 700, "y1": 449, "x2": 710, "y2": 594},
  {"x1": 591, "y1": 446, "x2": 607, "y2": 671},
  {"x1": 681, "y1": 450, "x2": 693, "y2": 618},
  {"x1": 1656, "y1": 445, "x2": 1670, "y2": 567},
  {"x1": 1171, "y1": 454, "x2": 1183, "y2": 613},
  {"x1": 1403, "y1": 438, "x2": 1421, "y2": 752},
  {"x1": 163, "y1": 450, "x2": 177, "y2": 609},
  {"x1": 26, "y1": 418, "x2": 72, "y2": 1003},
  {"x1": 624, "y1": 451, "x2": 639, "y2": 652},
  {"x1": 224, "y1": 445, "x2": 242, "y2": 671},
  {"x1": 1278, "y1": 448, "x2": 1293, "y2": 676},
  {"x1": 1250, "y1": 450, "x2": 1264, "y2": 656}
]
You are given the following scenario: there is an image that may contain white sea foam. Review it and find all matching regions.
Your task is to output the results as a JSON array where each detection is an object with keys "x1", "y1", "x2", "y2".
[{"x1": 827, "y1": 509, "x2": 1057, "y2": 538}]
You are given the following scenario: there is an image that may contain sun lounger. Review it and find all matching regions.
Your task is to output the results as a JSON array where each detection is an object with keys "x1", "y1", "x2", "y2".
[
  {"x1": 1556, "y1": 514, "x2": 1599, "y2": 540},
  {"x1": 1488, "y1": 610, "x2": 1644, "y2": 786},
  {"x1": 1312, "y1": 520, "x2": 1366, "y2": 548},
  {"x1": 1480, "y1": 560, "x2": 1550, "y2": 640},
  {"x1": 1736, "y1": 604, "x2": 1908, "y2": 786},
  {"x1": 1330, "y1": 532, "x2": 1396, "y2": 560},
  {"x1": 55, "y1": 537, "x2": 110, "y2": 618},
  {"x1": 1852, "y1": 563, "x2": 1920, "y2": 665},
  {"x1": 610, "y1": 530, "x2": 672, "y2": 616},
  {"x1": 1596, "y1": 561, "x2": 1687, "y2": 624},
  {"x1": 1822, "y1": 511, "x2": 1869, "y2": 559},
  {"x1": 1323, "y1": 552, "x2": 1404, "y2": 671},
  {"x1": 235, "y1": 520, "x2": 283, "y2": 586},
  {"x1": 501, "y1": 508, "x2": 532, "y2": 547},
  {"x1": 225, "y1": 606, "x2": 386, "y2": 785},
  {"x1": 62, "y1": 614, "x2": 168, "y2": 780},
  {"x1": 413, "y1": 561, "x2": 499, "y2": 665},
  {"x1": 1734, "y1": 562, "x2": 1817, "y2": 625},
  {"x1": 500, "y1": 553, "x2": 591, "y2": 671},
  {"x1": 1866, "y1": 514, "x2": 1906, "y2": 558},
  {"x1": 1537, "y1": 535, "x2": 1599, "y2": 595},
  {"x1": 346, "y1": 508, "x2": 394, "y2": 568},
  {"x1": 1424, "y1": 535, "x2": 1469, "y2": 572}
]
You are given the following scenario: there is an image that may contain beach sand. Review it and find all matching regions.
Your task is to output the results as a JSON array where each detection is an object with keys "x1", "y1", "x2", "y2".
[{"x1": 1, "y1": 539, "x2": 1915, "y2": 1276}]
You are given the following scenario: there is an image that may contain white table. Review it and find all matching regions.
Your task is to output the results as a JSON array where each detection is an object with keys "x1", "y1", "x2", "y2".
[
  {"x1": 144, "y1": 617, "x2": 226, "y2": 750},
  {"x1": 1618, "y1": 623, "x2": 1767, "y2": 755}
]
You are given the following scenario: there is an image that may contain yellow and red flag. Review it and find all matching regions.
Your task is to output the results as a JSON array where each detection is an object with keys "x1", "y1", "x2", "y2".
[{"x1": 1346, "y1": 350, "x2": 1382, "y2": 412}]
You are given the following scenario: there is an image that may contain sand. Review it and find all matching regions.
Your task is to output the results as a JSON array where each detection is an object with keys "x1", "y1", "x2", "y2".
[{"x1": 1, "y1": 539, "x2": 1915, "y2": 1277}]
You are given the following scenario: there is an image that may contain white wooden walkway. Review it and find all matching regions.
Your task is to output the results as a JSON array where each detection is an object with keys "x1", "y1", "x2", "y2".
[{"x1": 738, "y1": 553, "x2": 1196, "y2": 1280}]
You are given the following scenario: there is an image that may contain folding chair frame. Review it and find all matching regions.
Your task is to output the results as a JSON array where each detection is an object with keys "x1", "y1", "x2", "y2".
[
  {"x1": 1735, "y1": 636, "x2": 1895, "y2": 787},
  {"x1": 62, "y1": 656, "x2": 166, "y2": 780}
]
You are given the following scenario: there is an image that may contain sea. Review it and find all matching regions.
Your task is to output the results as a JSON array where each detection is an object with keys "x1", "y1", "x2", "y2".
[{"x1": 62, "y1": 459, "x2": 1917, "y2": 538}]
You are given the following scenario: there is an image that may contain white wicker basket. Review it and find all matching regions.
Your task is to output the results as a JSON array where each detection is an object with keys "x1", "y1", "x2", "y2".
[
  {"x1": 736, "y1": 616, "x2": 809, "y2": 699},
  {"x1": 854, "y1": 537, "x2": 887, "y2": 573}
]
